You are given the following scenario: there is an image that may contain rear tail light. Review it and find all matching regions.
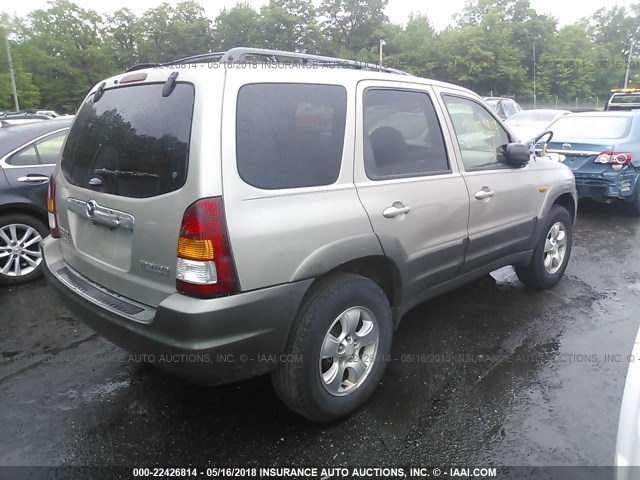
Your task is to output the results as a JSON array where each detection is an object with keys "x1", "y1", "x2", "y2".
[
  {"x1": 594, "y1": 152, "x2": 632, "y2": 169},
  {"x1": 47, "y1": 174, "x2": 60, "y2": 238},
  {"x1": 176, "y1": 198, "x2": 237, "y2": 298}
]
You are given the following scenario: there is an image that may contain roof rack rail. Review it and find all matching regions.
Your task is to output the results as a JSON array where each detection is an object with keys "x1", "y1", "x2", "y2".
[
  {"x1": 220, "y1": 47, "x2": 411, "y2": 75},
  {"x1": 126, "y1": 47, "x2": 411, "y2": 76},
  {"x1": 124, "y1": 52, "x2": 228, "y2": 72}
]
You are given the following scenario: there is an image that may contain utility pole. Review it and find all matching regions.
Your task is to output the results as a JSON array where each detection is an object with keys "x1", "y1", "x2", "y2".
[
  {"x1": 624, "y1": 40, "x2": 635, "y2": 89},
  {"x1": 379, "y1": 39, "x2": 385, "y2": 67},
  {"x1": 533, "y1": 43, "x2": 537, "y2": 109},
  {"x1": 4, "y1": 32, "x2": 19, "y2": 112}
]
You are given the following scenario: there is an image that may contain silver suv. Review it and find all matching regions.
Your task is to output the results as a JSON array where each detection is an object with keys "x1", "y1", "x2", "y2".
[{"x1": 43, "y1": 48, "x2": 577, "y2": 422}]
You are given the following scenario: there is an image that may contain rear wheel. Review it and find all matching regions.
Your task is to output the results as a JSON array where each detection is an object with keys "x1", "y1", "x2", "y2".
[
  {"x1": 272, "y1": 273, "x2": 393, "y2": 422},
  {"x1": 515, "y1": 206, "x2": 572, "y2": 289},
  {"x1": 0, "y1": 214, "x2": 48, "y2": 286}
]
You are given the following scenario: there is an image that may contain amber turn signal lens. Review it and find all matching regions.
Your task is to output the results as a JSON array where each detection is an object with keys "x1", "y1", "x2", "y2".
[{"x1": 177, "y1": 237, "x2": 214, "y2": 261}]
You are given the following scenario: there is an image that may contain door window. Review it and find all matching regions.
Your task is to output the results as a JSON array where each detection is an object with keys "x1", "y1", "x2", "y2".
[
  {"x1": 7, "y1": 145, "x2": 39, "y2": 166},
  {"x1": 36, "y1": 132, "x2": 66, "y2": 164},
  {"x1": 442, "y1": 95, "x2": 511, "y2": 171},
  {"x1": 363, "y1": 89, "x2": 449, "y2": 179},
  {"x1": 6, "y1": 131, "x2": 66, "y2": 166}
]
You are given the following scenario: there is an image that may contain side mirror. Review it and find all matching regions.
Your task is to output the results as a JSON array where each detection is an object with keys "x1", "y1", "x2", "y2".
[{"x1": 504, "y1": 143, "x2": 531, "y2": 167}]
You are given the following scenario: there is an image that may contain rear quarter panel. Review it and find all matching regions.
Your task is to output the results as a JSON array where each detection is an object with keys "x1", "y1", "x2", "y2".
[{"x1": 220, "y1": 70, "x2": 377, "y2": 292}]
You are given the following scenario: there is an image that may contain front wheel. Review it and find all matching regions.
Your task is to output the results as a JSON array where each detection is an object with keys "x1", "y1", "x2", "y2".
[
  {"x1": 0, "y1": 214, "x2": 48, "y2": 286},
  {"x1": 515, "y1": 206, "x2": 572, "y2": 289},
  {"x1": 272, "y1": 273, "x2": 393, "y2": 422}
]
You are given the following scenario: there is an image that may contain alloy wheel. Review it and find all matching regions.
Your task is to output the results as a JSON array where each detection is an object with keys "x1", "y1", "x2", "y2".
[
  {"x1": 0, "y1": 223, "x2": 43, "y2": 278},
  {"x1": 319, "y1": 306, "x2": 379, "y2": 397},
  {"x1": 544, "y1": 222, "x2": 567, "y2": 275}
]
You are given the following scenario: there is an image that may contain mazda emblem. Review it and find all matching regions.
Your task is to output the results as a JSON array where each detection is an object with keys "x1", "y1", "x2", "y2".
[
  {"x1": 562, "y1": 143, "x2": 572, "y2": 150},
  {"x1": 86, "y1": 200, "x2": 97, "y2": 218}
]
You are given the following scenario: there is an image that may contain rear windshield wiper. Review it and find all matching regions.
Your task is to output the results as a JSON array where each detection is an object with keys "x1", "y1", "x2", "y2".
[{"x1": 93, "y1": 168, "x2": 160, "y2": 179}]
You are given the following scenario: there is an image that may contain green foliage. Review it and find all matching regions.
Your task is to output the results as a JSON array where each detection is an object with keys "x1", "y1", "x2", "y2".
[
  {"x1": 0, "y1": 0, "x2": 638, "y2": 111},
  {"x1": 537, "y1": 25, "x2": 597, "y2": 99},
  {"x1": 259, "y1": 0, "x2": 324, "y2": 52},
  {"x1": 0, "y1": 22, "x2": 41, "y2": 110},
  {"x1": 213, "y1": 3, "x2": 261, "y2": 50},
  {"x1": 319, "y1": 0, "x2": 389, "y2": 54}
]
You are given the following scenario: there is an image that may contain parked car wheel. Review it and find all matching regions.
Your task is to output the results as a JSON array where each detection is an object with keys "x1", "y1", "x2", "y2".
[
  {"x1": 272, "y1": 273, "x2": 393, "y2": 422},
  {"x1": 0, "y1": 213, "x2": 48, "y2": 286},
  {"x1": 515, "y1": 205, "x2": 572, "y2": 289}
]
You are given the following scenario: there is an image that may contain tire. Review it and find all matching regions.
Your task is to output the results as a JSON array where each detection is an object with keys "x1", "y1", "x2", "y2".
[
  {"x1": 515, "y1": 205, "x2": 572, "y2": 289},
  {"x1": 0, "y1": 213, "x2": 49, "y2": 286},
  {"x1": 272, "y1": 273, "x2": 393, "y2": 423}
]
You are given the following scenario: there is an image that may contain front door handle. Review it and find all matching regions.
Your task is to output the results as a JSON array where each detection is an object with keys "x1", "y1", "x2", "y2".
[
  {"x1": 475, "y1": 189, "x2": 495, "y2": 200},
  {"x1": 383, "y1": 203, "x2": 411, "y2": 218},
  {"x1": 17, "y1": 174, "x2": 50, "y2": 184}
]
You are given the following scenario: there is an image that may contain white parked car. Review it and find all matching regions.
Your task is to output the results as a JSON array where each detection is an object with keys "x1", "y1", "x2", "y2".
[
  {"x1": 505, "y1": 109, "x2": 571, "y2": 143},
  {"x1": 616, "y1": 325, "x2": 640, "y2": 477}
]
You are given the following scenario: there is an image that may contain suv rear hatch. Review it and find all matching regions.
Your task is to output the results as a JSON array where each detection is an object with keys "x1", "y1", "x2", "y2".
[{"x1": 55, "y1": 75, "x2": 215, "y2": 307}]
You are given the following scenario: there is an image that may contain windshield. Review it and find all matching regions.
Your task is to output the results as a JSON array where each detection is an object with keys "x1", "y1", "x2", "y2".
[
  {"x1": 61, "y1": 83, "x2": 194, "y2": 199},
  {"x1": 548, "y1": 115, "x2": 631, "y2": 139}
]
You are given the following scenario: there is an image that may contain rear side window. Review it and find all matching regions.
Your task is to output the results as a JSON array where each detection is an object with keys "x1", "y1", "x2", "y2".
[
  {"x1": 236, "y1": 83, "x2": 347, "y2": 189},
  {"x1": 61, "y1": 83, "x2": 194, "y2": 198}
]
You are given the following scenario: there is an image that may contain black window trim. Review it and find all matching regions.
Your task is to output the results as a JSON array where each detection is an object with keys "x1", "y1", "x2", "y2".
[
  {"x1": 362, "y1": 86, "x2": 452, "y2": 182},
  {"x1": 235, "y1": 82, "x2": 348, "y2": 190},
  {"x1": 0, "y1": 128, "x2": 70, "y2": 169},
  {"x1": 440, "y1": 92, "x2": 518, "y2": 173}
]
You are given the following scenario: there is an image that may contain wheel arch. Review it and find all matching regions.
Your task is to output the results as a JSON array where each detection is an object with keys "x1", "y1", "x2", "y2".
[
  {"x1": 297, "y1": 254, "x2": 403, "y2": 327},
  {"x1": 553, "y1": 192, "x2": 577, "y2": 225},
  {"x1": 0, "y1": 201, "x2": 48, "y2": 225}
]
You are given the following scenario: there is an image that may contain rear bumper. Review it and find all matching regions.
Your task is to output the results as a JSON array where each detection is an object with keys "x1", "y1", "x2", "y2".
[
  {"x1": 574, "y1": 170, "x2": 639, "y2": 200},
  {"x1": 42, "y1": 236, "x2": 312, "y2": 385}
]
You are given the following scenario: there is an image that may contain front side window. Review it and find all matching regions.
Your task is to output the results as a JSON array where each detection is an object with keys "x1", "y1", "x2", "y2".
[
  {"x1": 236, "y1": 83, "x2": 347, "y2": 190},
  {"x1": 443, "y1": 95, "x2": 511, "y2": 171},
  {"x1": 363, "y1": 89, "x2": 449, "y2": 179}
]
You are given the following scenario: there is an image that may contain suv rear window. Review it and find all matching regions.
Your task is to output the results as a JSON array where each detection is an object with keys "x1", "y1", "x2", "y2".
[
  {"x1": 236, "y1": 83, "x2": 347, "y2": 189},
  {"x1": 61, "y1": 83, "x2": 194, "y2": 198}
]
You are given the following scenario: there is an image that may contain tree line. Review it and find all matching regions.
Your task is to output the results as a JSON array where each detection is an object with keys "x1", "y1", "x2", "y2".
[{"x1": 0, "y1": 0, "x2": 638, "y2": 112}]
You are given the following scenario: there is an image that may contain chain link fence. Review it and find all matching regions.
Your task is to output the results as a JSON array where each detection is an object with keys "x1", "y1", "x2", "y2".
[{"x1": 514, "y1": 96, "x2": 605, "y2": 112}]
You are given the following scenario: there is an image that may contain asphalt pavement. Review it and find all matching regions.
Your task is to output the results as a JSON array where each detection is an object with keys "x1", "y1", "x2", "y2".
[{"x1": 1, "y1": 200, "x2": 639, "y2": 469}]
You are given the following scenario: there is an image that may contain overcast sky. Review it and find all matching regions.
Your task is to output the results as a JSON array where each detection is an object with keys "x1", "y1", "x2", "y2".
[{"x1": 2, "y1": 0, "x2": 631, "y2": 31}]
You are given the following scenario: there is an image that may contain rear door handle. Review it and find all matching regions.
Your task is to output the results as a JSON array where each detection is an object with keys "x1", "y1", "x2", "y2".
[
  {"x1": 17, "y1": 174, "x2": 50, "y2": 184},
  {"x1": 475, "y1": 189, "x2": 495, "y2": 200},
  {"x1": 383, "y1": 203, "x2": 411, "y2": 218}
]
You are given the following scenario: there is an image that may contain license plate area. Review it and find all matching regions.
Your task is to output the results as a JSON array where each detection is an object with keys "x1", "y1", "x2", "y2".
[{"x1": 69, "y1": 215, "x2": 133, "y2": 270}]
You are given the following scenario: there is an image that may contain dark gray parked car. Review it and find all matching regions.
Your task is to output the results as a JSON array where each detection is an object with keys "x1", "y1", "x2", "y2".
[{"x1": 0, "y1": 117, "x2": 72, "y2": 285}]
